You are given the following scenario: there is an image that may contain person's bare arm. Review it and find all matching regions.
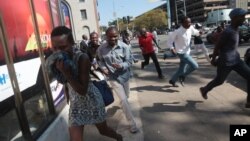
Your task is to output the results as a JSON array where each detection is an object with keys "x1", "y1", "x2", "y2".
[
  {"x1": 152, "y1": 37, "x2": 161, "y2": 49},
  {"x1": 56, "y1": 55, "x2": 90, "y2": 96}
]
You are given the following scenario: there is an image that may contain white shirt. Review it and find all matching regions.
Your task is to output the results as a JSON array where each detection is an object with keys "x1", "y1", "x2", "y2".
[
  {"x1": 167, "y1": 25, "x2": 199, "y2": 54},
  {"x1": 152, "y1": 30, "x2": 158, "y2": 40}
]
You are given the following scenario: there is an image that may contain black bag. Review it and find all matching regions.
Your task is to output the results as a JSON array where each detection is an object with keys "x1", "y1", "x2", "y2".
[
  {"x1": 93, "y1": 80, "x2": 114, "y2": 106},
  {"x1": 244, "y1": 48, "x2": 250, "y2": 66}
]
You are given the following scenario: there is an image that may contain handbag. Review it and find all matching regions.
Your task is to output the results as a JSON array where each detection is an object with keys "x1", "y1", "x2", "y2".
[{"x1": 93, "y1": 80, "x2": 114, "y2": 106}]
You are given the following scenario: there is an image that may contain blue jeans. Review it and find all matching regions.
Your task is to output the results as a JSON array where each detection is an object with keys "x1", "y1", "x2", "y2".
[
  {"x1": 171, "y1": 53, "x2": 198, "y2": 82},
  {"x1": 204, "y1": 59, "x2": 250, "y2": 103}
]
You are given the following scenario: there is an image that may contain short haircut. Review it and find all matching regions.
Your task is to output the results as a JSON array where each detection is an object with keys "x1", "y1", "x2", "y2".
[
  {"x1": 82, "y1": 34, "x2": 88, "y2": 39},
  {"x1": 106, "y1": 26, "x2": 118, "y2": 35},
  {"x1": 90, "y1": 31, "x2": 98, "y2": 37},
  {"x1": 51, "y1": 26, "x2": 74, "y2": 44},
  {"x1": 180, "y1": 16, "x2": 190, "y2": 23}
]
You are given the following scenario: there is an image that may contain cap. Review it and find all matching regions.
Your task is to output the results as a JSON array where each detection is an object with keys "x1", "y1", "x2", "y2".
[{"x1": 229, "y1": 8, "x2": 248, "y2": 19}]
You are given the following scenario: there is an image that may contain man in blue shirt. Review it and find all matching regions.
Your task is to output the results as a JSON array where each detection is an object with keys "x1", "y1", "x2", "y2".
[
  {"x1": 200, "y1": 8, "x2": 250, "y2": 108},
  {"x1": 97, "y1": 26, "x2": 139, "y2": 133}
]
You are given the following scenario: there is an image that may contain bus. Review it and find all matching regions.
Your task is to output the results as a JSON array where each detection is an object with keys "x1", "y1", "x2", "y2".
[{"x1": 0, "y1": 0, "x2": 74, "y2": 140}]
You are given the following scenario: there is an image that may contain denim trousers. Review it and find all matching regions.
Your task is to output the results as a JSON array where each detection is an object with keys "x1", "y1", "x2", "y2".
[
  {"x1": 194, "y1": 43, "x2": 211, "y2": 62},
  {"x1": 171, "y1": 53, "x2": 199, "y2": 82},
  {"x1": 204, "y1": 59, "x2": 250, "y2": 103}
]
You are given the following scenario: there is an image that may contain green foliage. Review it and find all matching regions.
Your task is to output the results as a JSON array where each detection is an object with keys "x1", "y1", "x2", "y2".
[
  {"x1": 133, "y1": 9, "x2": 167, "y2": 31},
  {"x1": 100, "y1": 26, "x2": 108, "y2": 33}
]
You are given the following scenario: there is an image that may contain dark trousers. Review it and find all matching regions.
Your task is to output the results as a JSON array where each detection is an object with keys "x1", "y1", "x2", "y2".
[
  {"x1": 205, "y1": 60, "x2": 250, "y2": 103},
  {"x1": 142, "y1": 52, "x2": 162, "y2": 76}
]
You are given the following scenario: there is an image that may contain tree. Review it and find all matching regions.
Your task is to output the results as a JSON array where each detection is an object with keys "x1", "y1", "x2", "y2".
[
  {"x1": 133, "y1": 9, "x2": 167, "y2": 31},
  {"x1": 100, "y1": 25, "x2": 108, "y2": 33}
]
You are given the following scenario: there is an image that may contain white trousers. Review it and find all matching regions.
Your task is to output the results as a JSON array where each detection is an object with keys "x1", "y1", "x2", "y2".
[
  {"x1": 194, "y1": 43, "x2": 210, "y2": 62},
  {"x1": 108, "y1": 80, "x2": 136, "y2": 126}
]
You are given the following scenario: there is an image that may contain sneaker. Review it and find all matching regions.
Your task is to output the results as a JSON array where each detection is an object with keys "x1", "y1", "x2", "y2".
[
  {"x1": 169, "y1": 80, "x2": 179, "y2": 87},
  {"x1": 200, "y1": 87, "x2": 208, "y2": 100},
  {"x1": 116, "y1": 134, "x2": 123, "y2": 141},
  {"x1": 134, "y1": 59, "x2": 139, "y2": 63},
  {"x1": 130, "y1": 125, "x2": 139, "y2": 134},
  {"x1": 141, "y1": 62, "x2": 144, "y2": 69},
  {"x1": 163, "y1": 54, "x2": 167, "y2": 60},
  {"x1": 158, "y1": 75, "x2": 165, "y2": 79},
  {"x1": 245, "y1": 103, "x2": 250, "y2": 108},
  {"x1": 179, "y1": 76, "x2": 185, "y2": 87}
]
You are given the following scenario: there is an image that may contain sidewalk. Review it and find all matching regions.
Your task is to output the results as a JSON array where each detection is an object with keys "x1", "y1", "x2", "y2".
[
  {"x1": 130, "y1": 49, "x2": 250, "y2": 141},
  {"x1": 83, "y1": 42, "x2": 250, "y2": 141},
  {"x1": 84, "y1": 77, "x2": 144, "y2": 141}
]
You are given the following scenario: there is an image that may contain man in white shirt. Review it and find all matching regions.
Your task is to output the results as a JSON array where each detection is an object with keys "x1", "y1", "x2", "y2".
[
  {"x1": 167, "y1": 16, "x2": 201, "y2": 87},
  {"x1": 152, "y1": 28, "x2": 159, "y2": 53}
]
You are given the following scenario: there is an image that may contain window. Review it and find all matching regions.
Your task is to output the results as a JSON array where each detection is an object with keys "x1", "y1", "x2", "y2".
[
  {"x1": 61, "y1": 2, "x2": 72, "y2": 28},
  {"x1": 79, "y1": 0, "x2": 85, "y2": 2},
  {"x1": 80, "y1": 10, "x2": 87, "y2": 20}
]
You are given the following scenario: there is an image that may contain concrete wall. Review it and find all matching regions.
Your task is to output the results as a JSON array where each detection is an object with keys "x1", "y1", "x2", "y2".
[{"x1": 65, "y1": 0, "x2": 99, "y2": 42}]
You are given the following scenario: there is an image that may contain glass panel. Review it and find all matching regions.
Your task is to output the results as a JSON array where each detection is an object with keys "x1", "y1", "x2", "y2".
[
  {"x1": 50, "y1": 0, "x2": 61, "y2": 27},
  {"x1": 0, "y1": 0, "x2": 65, "y2": 138},
  {"x1": 61, "y1": 2, "x2": 72, "y2": 28},
  {"x1": 33, "y1": 0, "x2": 66, "y2": 112},
  {"x1": 0, "y1": 109, "x2": 23, "y2": 141},
  {"x1": 0, "y1": 25, "x2": 23, "y2": 141}
]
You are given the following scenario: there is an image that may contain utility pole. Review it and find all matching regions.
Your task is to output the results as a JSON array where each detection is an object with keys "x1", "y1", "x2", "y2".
[
  {"x1": 113, "y1": 0, "x2": 119, "y2": 31},
  {"x1": 183, "y1": 0, "x2": 186, "y2": 16},
  {"x1": 175, "y1": 0, "x2": 178, "y2": 25},
  {"x1": 166, "y1": 0, "x2": 171, "y2": 29}
]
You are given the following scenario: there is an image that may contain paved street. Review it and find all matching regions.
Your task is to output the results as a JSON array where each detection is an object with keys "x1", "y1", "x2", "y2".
[{"x1": 84, "y1": 35, "x2": 250, "y2": 141}]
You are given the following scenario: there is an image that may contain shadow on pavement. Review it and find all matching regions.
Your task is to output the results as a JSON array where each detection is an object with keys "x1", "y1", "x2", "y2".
[
  {"x1": 142, "y1": 100, "x2": 203, "y2": 113},
  {"x1": 130, "y1": 85, "x2": 179, "y2": 93}
]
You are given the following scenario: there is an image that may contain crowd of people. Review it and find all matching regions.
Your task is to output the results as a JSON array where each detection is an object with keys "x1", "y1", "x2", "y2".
[{"x1": 47, "y1": 8, "x2": 250, "y2": 141}]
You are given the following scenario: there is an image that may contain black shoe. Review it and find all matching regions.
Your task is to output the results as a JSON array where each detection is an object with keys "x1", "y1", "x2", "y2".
[
  {"x1": 158, "y1": 75, "x2": 165, "y2": 79},
  {"x1": 179, "y1": 76, "x2": 185, "y2": 87},
  {"x1": 141, "y1": 62, "x2": 144, "y2": 69},
  {"x1": 200, "y1": 87, "x2": 208, "y2": 100},
  {"x1": 163, "y1": 55, "x2": 167, "y2": 60},
  {"x1": 209, "y1": 54, "x2": 213, "y2": 59},
  {"x1": 245, "y1": 103, "x2": 250, "y2": 108},
  {"x1": 134, "y1": 59, "x2": 139, "y2": 63},
  {"x1": 169, "y1": 80, "x2": 179, "y2": 87}
]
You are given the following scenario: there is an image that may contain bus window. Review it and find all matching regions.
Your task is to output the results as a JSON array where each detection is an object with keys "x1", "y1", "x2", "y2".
[
  {"x1": 0, "y1": 17, "x2": 23, "y2": 141},
  {"x1": 0, "y1": 0, "x2": 65, "y2": 140}
]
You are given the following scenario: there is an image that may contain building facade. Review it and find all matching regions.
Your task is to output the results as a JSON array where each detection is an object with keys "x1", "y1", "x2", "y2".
[
  {"x1": 166, "y1": 0, "x2": 250, "y2": 26},
  {"x1": 172, "y1": 0, "x2": 250, "y2": 23},
  {"x1": 65, "y1": 0, "x2": 99, "y2": 43}
]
